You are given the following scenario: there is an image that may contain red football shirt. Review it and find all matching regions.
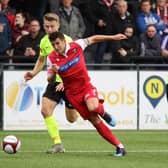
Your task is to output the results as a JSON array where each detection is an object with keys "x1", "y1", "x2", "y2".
[{"x1": 47, "y1": 39, "x2": 91, "y2": 94}]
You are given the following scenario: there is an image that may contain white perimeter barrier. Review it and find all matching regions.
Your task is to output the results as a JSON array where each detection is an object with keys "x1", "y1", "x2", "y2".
[{"x1": 3, "y1": 70, "x2": 168, "y2": 130}]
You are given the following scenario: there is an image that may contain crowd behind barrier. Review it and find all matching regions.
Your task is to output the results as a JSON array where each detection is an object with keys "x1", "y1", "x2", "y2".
[{"x1": 1, "y1": 0, "x2": 168, "y2": 66}]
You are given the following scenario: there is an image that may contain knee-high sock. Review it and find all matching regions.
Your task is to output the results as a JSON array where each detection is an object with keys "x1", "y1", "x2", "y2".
[
  {"x1": 94, "y1": 120, "x2": 120, "y2": 146},
  {"x1": 44, "y1": 115, "x2": 61, "y2": 144}
]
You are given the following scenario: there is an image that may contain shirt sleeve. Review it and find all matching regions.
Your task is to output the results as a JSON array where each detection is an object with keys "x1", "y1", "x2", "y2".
[
  {"x1": 75, "y1": 39, "x2": 89, "y2": 50},
  {"x1": 46, "y1": 55, "x2": 63, "y2": 82},
  {"x1": 39, "y1": 39, "x2": 47, "y2": 57},
  {"x1": 46, "y1": 57, "x2": 53, "y2": 73}
]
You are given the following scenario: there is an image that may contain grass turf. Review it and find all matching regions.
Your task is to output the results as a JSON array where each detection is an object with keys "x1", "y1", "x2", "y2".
[{"x1": 0, "y1": 130, "x2": 168, "y2": 168}]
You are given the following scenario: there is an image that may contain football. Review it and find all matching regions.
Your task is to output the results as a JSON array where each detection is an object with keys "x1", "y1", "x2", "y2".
[{"x1": 2, "y1": 135, "x2": 21, "y2": 154}]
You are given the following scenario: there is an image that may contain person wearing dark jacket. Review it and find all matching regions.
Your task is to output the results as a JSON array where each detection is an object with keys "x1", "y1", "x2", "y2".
[
  {"x1": 92, "y1": 0, "x2": 115, "y2": 64},
  {"x1": 111, "y1": 0, "x2": 136, "y2": 35},
  {"x1": 112, "y1": 24, "x2": 140, "y2": 63},
  {"x1": 12, "y1": 12, "x2": 30, "y2": 47},
  {"x1": 14, "y1": 19, "x2": 44, "y2": 65},
  {"x1": 0, "y1": 14, "x2": 11, "y2": 62},
  {"x1": 0, "y1": 0, "x2": 16, "y2": 29},
  {"x1": 140, "y1": 24, "x2": 162, "y2": 63},
  {"x1": 110, "y1": 0, "x2": 136, "y2": 63}
]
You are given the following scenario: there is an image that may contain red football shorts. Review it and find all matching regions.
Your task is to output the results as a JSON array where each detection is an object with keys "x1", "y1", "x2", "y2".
[{"x1": 66, "y1": 84, "x2": 104, "y2": 120}]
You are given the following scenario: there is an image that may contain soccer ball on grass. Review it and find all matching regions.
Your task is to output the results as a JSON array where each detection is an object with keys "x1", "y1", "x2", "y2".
[{"x1": 2, "y1": 135, "x2": 21, "y2": 154}]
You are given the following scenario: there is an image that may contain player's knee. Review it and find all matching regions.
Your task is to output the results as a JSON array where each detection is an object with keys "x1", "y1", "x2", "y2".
[
  {"x1": 65, "y1": 109, "x2": 78, "y2": 123},
  {"x1": 67, "y1": 116, "x2": 76, "y2": 123},
  {"x1": 41, "y1": 97, "x2": 57, "y2": 118},
  {"x1": 41, "y1": 106, "x2": 52, "y2": 118},
  {"x1": 88, "y1": 104, "x2": 99, "y2": 112},
  {"x1": 41, "y1": 108, "x2": 47, "y2": 118}
]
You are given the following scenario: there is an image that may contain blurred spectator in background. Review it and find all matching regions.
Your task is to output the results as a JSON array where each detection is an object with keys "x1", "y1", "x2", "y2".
[
  {"x1": 14, "y1": 19, "x2": 44, "y2": 65},
  {"x1": 126, "y1": 0, "x2": 140, "y2": 18},
  {"x1": 157, "y1": 0, "x2": 168, "y2": 59},
  {"x1": 137, "y1": 0, "x2": 166, "y2": 35},
  {"x1": 160, "y1": 33, "x2": 168, "y2": 60},
  {"x1": 12, "y1": 12, "x2": 30, "y2": 48},
  {"x1": 152, "y1": 0, "x2": 168, "y2": 26},
  {"x1": 92, "y1": 0, "x2": 115, "y2": 64},
  {"x1": 58, "y1": 0, "x2": 85, "y2": 40},
  {"x1": 48, "y1": 0, "x2": 60, "y2": 13},
  {"x1": 111, "y1": 0, "x2": 136, "y2": 34},
  {"x1": 73, "y1": 0, "x2": 96, "y2": 63},
  {"x1": 73, "y1": 0, "x2": 95, "y2": 37},
  {"x1": 0, "y1": 0, "x2": 15, "y2": 29},
  {"x1": 111, "y1": 0, "x2": 136, "y2": 63},
  {"x1": 22, "y1": 0, "x2": 60, "y2": 28},
  {"x1": 0, "y1": 13, "x2": 11, "y2": 62},
  {"x1": 140, "y1": 24, "x2": 162, "y2": 61},
  {"x1": 0, "y1": 23, "x2": 8, "y2": 59},
  {"x1": 112, "y1": 24, "x2": 140, "y2": 63}
]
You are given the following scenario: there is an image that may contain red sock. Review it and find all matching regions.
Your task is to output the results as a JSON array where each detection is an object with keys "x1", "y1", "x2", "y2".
[
  {"x1": 92, "y1": 103, "x2": 105, "y2": 116},
  {"x1": 95, "y1": 120, "x2": 120, "y2": 146}
]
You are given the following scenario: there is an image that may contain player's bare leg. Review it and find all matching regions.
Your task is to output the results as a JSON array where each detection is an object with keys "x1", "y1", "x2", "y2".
[
  {"x1": 41, "y1": 97, "x2": 65, "y2": 154},
  {"x1": 41, "y1": 97, "x2": 57, "y2": 118},
  {"x1": 65, "y1": 107, "x2": 79, "y2": 123}
]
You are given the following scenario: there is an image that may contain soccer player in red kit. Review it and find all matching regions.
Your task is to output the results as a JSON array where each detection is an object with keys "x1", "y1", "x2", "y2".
[{"x1": 47, "y1": 32, "x2": 127, "y2": 156}]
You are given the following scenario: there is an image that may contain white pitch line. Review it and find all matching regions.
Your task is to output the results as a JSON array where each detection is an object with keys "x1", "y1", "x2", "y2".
[
  {"x1": 1, "y1": 131, "x2": 168, "y2": 135},
  {"x1": 1, "y1": 150, "x2": 168, "y2": 153}
]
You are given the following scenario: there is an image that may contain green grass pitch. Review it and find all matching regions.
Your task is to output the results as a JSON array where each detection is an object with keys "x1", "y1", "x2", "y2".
[{"x1": 0, "y1": 130, "x2": 168, "y2": 168}]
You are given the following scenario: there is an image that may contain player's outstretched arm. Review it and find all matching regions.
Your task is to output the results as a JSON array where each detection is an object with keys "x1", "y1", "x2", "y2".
[
  {"x1": 87, "y1": 34, "x2": 127, "y2": 45},
  {"x1": 32, "y1": 56, "x2": 46, "y2": 76},
  {"x1": 24, "y1": 56, "x2": 46, "y2": 81}
]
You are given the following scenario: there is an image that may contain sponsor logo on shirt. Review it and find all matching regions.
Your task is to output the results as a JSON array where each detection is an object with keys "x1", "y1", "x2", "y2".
[{"x1": 59, "y1": 56, "x2": 80, "y2": 72}]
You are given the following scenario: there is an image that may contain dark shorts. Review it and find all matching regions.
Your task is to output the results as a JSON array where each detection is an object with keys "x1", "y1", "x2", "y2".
[{"x1": 43, "y1": 82, "x2": 73, "y2": 109}]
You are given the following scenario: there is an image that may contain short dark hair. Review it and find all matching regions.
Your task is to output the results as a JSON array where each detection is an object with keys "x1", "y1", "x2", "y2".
[
  {"x1": 49, "y1": 32, "x2": 65, "y2": 42},
  {"x1": 123, "y1": 24, "x2": 135, "y2": 31},
  {"x1": 140, "y1": 0, "x2": 151, "y2": 6},
  {"x1": 146, "y1": 24, "x2": 156, "y2": 30}
]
